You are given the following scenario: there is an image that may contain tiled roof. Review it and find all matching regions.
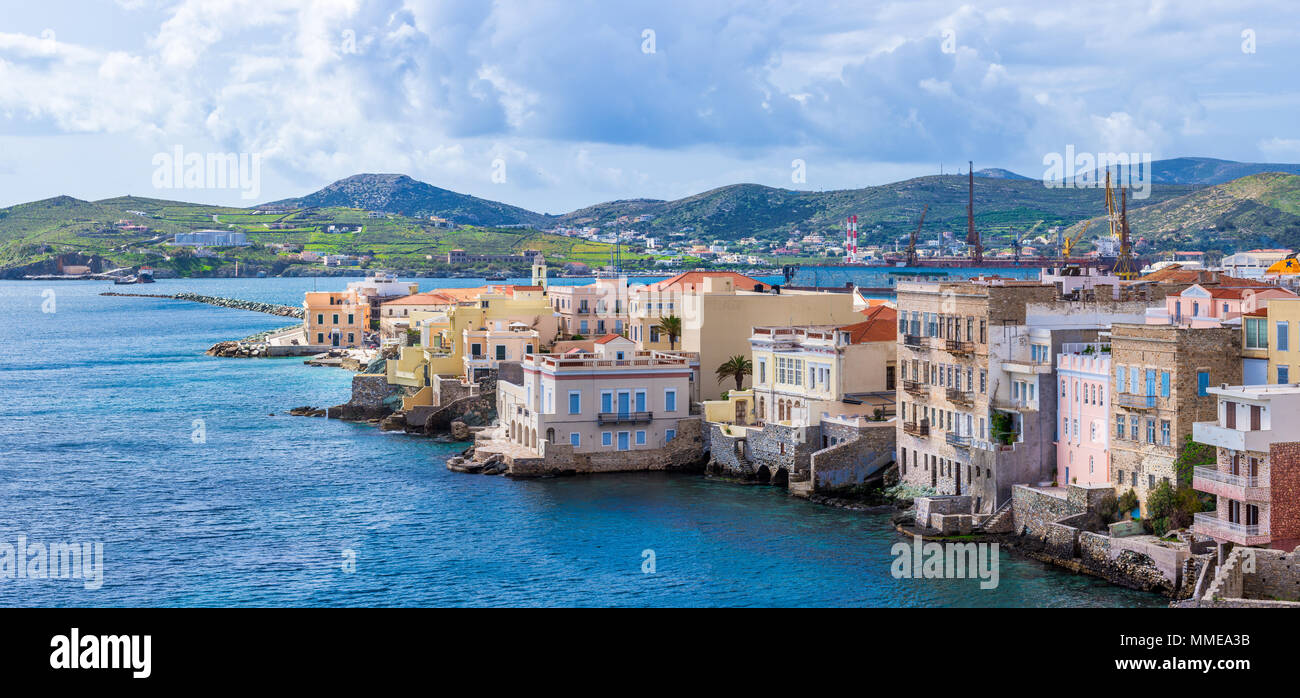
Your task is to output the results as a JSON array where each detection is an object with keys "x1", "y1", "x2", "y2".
[
  {"x1": 838, "y1": 305, "x2": 897, "y2": 344},
  {"x1": 380, "y1": 292, "x2": 456, "y2": 306},
  {"x1": 594, "y1": 333, "x2": 627, "y2": 344},
  {"x1": 647, "y1": 271, "x2": 765, "y2": 293}
]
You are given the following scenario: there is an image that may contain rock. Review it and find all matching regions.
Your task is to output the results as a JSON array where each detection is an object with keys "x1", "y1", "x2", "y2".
[
  {"x1": 449, "y1": 421, "x2": 471, "y2": 441},
  {"x1": 289, "y1": 406, "x2": 327, "y2": 417}
]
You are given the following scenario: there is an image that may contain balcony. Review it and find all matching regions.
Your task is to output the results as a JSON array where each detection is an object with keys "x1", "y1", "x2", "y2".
[
  {"x1": 945, "y1": 432, "x2": 971, "y2": 448},
  {"x1": 903, "y1": 334, "x2": 928, "y2": 349},
  {"x1": 946, "y1": 388, "x2": 974, "y2": 405},
  {"x1": 945, "y1": 339, "x2": 975, "y2": 355},
  {"x1": 1115, "y1": 393, "x2": 1157, "y2": 410},
  {"x1": 1192, "y1": 511, "x2": 1270, "y2": 546},
  {"x1": 1192, "y1": 421, "x2": 1274, "y2": 453},
  {"x1": 902, "y1": 421, "x2": 930, "y2": 437},
  {"x1": 1192, "y1": 466, "x2": 1270, "y2": 503},
  {"x1": 903, "y1": 380, "x2": 929, "y2": 397},
  {"x1": 597, "y1": 411, "x2": 653, "y2": 425}
]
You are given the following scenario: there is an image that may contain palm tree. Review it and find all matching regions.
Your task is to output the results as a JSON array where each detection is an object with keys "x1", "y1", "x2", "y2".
[
  {"x1": 656, "y1": 315, "x2": 683, "y2": 350},
  {"x1": 715, "y1": 355, "x2": 753, "y2": 392}
]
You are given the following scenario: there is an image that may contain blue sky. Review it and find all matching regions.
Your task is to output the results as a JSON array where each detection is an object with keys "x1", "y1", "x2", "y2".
[{"x1": 1, "y1": 0, "x2": 1298, "y2": 211}]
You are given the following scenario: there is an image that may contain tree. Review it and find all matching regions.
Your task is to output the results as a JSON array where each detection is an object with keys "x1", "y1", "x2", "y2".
[
  {"x1": 715, "y1": 355, "x2": 753, "y2": 392},
  {"x1": 657, "y1": 315, "x2": 683, "y2": 350},
  {"x1": 1173, "y1": 433, "x2": 1216, "y2": 487}
]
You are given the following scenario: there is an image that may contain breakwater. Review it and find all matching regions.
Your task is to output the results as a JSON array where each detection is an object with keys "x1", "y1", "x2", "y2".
[{"x1": 101, "y1": 291, "x2": 304, "y2": 318}]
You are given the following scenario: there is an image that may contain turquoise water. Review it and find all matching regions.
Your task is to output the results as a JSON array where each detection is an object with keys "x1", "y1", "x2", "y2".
[{"x1": 0, "y1": 278, "x2": 1163, "y2": 607}]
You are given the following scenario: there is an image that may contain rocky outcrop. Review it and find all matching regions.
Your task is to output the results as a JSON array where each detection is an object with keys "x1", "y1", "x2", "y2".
[
  {"x1": 327, "y1": 374, "x2": 403, "y2": 422},
  {"x1": 289, "y1": 406, "x2": 327, "y2": 417}
]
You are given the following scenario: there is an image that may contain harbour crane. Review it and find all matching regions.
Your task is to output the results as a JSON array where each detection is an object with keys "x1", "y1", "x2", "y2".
[
  {"x1": 905, "y1": 204, "x2": 928, "y2": 267},
  {"x1": 1060, "y1": 220, "x2": 1092, "y2": 259},
  {"x1": 1014, "y1": 220, "x2": 1043, "y2": 264}
]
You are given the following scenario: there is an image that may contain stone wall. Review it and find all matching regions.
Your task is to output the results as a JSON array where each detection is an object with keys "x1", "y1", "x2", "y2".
[
  {"x1": 809, "y1": 421, "x2": 895, "y2": 493},
  {"x1": 1011, "y1": 485, "x2": 1075, "y2": 538},
  {"x1": 1270, "y1": 441, "x2": 1300, "y2": 542},
  {"x1": 705, "y1": 421, "x2": 820, "y2": 481},
  {"x1": 508, "y1": 418, "x2": 706, "y2": 477},
  {"x1": 328, "y1": 373, "x2": 402, "y2": 420},
  {"x1": 706, "y1": 424, "x2": 754, "y2": 477},
  {"x1": 1195, "y1": 547, "x2": 1300, "y2": 607}
]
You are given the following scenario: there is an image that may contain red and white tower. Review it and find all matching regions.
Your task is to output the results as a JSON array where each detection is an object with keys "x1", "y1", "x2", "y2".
[{"x1": 845, "y1": 215, "x2": 859, "y2": 262}]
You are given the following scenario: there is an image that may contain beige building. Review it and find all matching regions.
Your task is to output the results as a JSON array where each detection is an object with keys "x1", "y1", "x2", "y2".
[
  {"x1": 496, "y1": 336, "x2": 700, "y2": 456},
  {"x1": 462, "y1": 324, "x2": 541, "y2": 382},
  {"x1": 748, "y1": 306, "x2": 898, "y2": 427},
  {"x1": 304, "y1": 288, "x2": 371, "y2": 348},
  {"x1": 1109, "y1": 322, "x2": 1241, "y2": 514},
  {"x1": 628, "y1": 275, "x2": 861, "y2": 400},
  {"x1": 549, "y1": 275, "x2": 630, "y2": 338}
]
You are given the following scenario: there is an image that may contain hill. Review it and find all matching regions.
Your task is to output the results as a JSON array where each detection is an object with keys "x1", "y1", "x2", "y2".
[
  {"x1": 1062, "y1": 172, "x2": 1300, "y2": 253},
  {"x1": 262, "y1": 174, "x2": 552, "y2": 228}
]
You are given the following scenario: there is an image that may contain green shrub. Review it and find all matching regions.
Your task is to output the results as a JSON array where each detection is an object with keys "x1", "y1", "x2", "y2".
[{"x1": 1118, "y1": 489, "x2": 1140, "y2": 518}]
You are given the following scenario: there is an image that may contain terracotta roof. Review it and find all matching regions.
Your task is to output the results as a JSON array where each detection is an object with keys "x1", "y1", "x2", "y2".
[
  {"x1": 432, "y1": 286, "x2": 492, "y2": 302},
  {"x1": 646, "y1": 271, "x2": 765, "y2": 293},
  {"x1": 838, "y1": 305, "x2": 897, "y2": 344},
  {"x1": 380, "y1": 292, "x2": 455, "y2": 306},
  {"x1": 594, "y1": 333, "x2": 628, "y2": 344}
]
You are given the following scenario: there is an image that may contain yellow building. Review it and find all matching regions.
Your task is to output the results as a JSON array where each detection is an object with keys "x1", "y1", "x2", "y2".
[
  {"x1": 387, "y1": 283, "x2": 561, "y2": 406},
  {"x1": 1259, "y1": 298, "x2": 1300, "y2": 384},
  {"x1": 628, "y1": 275, "x2": 862, "y2": 400}
]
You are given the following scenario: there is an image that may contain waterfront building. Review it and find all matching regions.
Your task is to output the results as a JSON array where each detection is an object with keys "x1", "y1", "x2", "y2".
[
  {"x1": 461, "y1": 324, "x2": 542, "y2": 382},
  {"x1": 1108, "y1": 323, "x2": 1241, "y2": 514},
  {"x1": 1191, "y1": 384, "x2": 1300, "y2": 549},
  {"x1": 895, "y1": 279, "x2": 1151, "y2": 512},
  {"x1": 491, "y1": 339, "x2": 701, "y2": 468},
  {"x1": 628, "y1": 273, "x2": 860, "y2": 400},
  {"x1": 1039, "y1": 265, "x2": 1122, "y2": 300},
  {"x1": 1055, "y1": 340, "x2": 1112, "y2": 487},
  {"x1": 548, "y1": 274, "x2": 629, "y2": 338},
  {"x1": 303, "y1": 288, "x2": 371, "y2": 348},
  {"x1": 386, "y1": 283, "x2": 559, "y2": 405},
  {"x1": 747, "y1": 307, "x2": 898, "y2": 427},
  {"x1": 1220, "y1": 249, "x2": 1294, "y2": 280},
  {"x1": 378, "y1": 291, "x2": 460, "y2": 340},
  {"x1": 445, "y1": 248, "x2": 544, "y2": 266}
]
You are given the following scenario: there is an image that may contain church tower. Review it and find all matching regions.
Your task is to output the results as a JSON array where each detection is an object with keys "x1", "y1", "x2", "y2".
[{"x1": 531, "y1": 254, "x2": 548, "y2": 292}]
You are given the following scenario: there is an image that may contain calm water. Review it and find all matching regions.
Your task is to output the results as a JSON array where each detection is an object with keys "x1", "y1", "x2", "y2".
[{"x1": 0, "y1": 278, "x2": 1162, "y2": 607}]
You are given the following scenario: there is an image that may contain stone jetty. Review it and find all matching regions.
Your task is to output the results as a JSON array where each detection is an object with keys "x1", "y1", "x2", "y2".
[{"x1": 101, "y1": 291, "x2": 304, "y2": 318}]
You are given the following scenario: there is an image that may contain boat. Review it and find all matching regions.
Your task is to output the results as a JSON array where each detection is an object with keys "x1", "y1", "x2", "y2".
[
  {"x1": 484, "y1": 272, "x2": 508, "y2": 281},
  {"x1": 137, "y1": 266, "x2": 155, "y2": 283},
  {"x1": 113, "y1": 276, "x2": 138, "y2": 285}
]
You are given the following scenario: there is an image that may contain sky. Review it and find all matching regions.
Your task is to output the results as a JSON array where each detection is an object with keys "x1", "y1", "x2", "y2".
[{"x1": 1, "y1": 0, "x2": 1298, "y2": 212}]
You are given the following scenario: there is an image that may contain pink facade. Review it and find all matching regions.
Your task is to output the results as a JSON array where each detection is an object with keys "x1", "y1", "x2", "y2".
[
  {"x1": 1148, "y1": 284, "x2": 1296, "y2": 326},
  {"x1": 1056, "y1": 346, "x2": 1111, "y2": 487}
]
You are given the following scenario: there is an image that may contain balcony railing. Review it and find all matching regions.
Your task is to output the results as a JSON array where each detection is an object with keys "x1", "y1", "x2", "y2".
[
  {"x1": 903, "y1": 380, "x2": 928, "y2": 397},
  {"x1": 1193, "y1": 511, "x2": 1263, "y2": 541},
  {"x1": 597, "y1": 411, "x2": 653, "y2": 425},
  {"x1": 945, "y1": 339, "x2": 975, "y2": 355},
  {"x1": 903, "y1": 334, "x2": 928, "y2": 349},
  {"x1": 902, "y1": 421, "x2": 930, "y2": 437},
  {"x1": 1193, "y1": 466, "x2": 1267, "y2": 489},
  {"x1": 945, "y1": 433, "x2": 971, "y2": 448},
  {"x1": 1116, "y1": 393, "x2": 1157, "y2": 409},
  {"x1": 946, "y1": 388, "x2": 974, "y2": 405}
]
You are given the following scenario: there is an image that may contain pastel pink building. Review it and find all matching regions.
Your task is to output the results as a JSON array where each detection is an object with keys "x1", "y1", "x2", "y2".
[
  {"x1": 1056, "y1": 342, "x2": 1111, "y2": 487},
  {"x1": 1145, "y1": 284, "x2": 1296, "y2": 327}
]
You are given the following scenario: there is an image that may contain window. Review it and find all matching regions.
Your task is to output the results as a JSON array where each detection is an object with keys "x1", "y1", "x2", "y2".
[
  {"x1": 1279, "y1": 321, "x2": 1291, "y2": 351},
  {"x1": 347, "y1": 333, "x2": 354, "y2": 344},
  {"x1": 1280, "y1": 365, "x2": 1290, "y2": 384},
  {"x1": 332, "y1": 313, "x2": 339, "y2": 324},
  {"x1": 471, "y1": 342, "x2": 482, "y2": 358},
  {"x1": 1160, "y1": 371, "x2": 1170, "y2": 398},
  {"x1": 601, "y1": 432, "x2": 612, "y2": 447},
  {"x1": 347, "y1": 313, "x2": 354, "y2": 325},
  {"x1": 666, "y1": 429, "x2": 676, "y2": 442},
  {"x1": 1131, "y1": 420, "x2": 1139, "y2": 441},
  {"x1": 1116, "y1": 366, "x2": 1127, "y2": 392},
  {"x1": 568, "y1": 391, "x2": 581, "y2": 415},
  {"x1": 601, "y1": 391, "x2": 613, "y2": 413},
  {"x1": 570, "y1": 433, "x2": 580, "y2": 447},
  {"x1": 495, "y1": 345, "x2": 507, "y2": 360},
  {"x1": 1160, "y1": 420, "x2": 1170, "y2": 446},
  {"x1": 664, "y1": 389, "x2": 677, "y2": 412},
  {"x1": 635, "y1": 430, "x2": 646, "y2": 445},
  {"x1": 1146, "y1": 419, "x2": 1156, "y2": 444},
  {"x1": 758, "y1": 359, "x2": 766, "y2": 384},
  {"x1": 316, "y1": 313, "x2": 324, "y2": 325},
  {"x1": 1197, "y1": 371, "x2": 1210, "y2": 396},
  {"x1": 635, "y1": 390, "x2": 647, "y2": 412},
  {"x1": 1116, "y1": 415, "x2": 1126, "y2": 439},
  {"x1": 1245, "y1": 317, "x2": 1268, "y2": 349}
]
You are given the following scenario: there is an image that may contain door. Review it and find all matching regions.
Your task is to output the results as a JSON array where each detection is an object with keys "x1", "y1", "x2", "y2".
[
  {"x1": 617, "y1": 431, "x2": 630, "y2": 451},
  {"x1": 331, "y1": 330, "x2": 340, "y2": 347},
  {"x1": 617, "y1": 392, "x2": 630, "y2": 418},
  {"x1": 1144, "y1": 370, "x2": 1156, "y2": 407},
  {"x1": 955, "y1": 462, "x2": 961, "y2": 494}
]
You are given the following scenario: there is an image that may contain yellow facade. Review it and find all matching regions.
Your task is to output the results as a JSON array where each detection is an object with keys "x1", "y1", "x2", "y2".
[{"x1": 1263, "y1": 298, "x2": 1300, "y2": 383}]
